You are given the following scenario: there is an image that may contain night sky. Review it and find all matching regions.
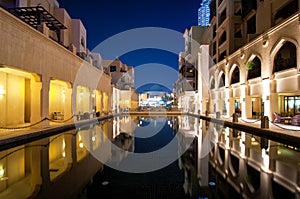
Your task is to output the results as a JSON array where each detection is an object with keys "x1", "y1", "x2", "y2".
[{"x1": 58, "y1": 0, "x2": 201, "y2": 91}]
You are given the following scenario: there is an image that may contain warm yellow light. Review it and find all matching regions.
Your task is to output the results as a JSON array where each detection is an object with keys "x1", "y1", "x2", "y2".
[
  {"x1": 92, "y1": 136, "x2": 96, "y2": 142},
  {"x1": 79, "y1": 142, "x2": 84, "y2": 148},
  {"x1": 62, "y1": 139, "x2": 66, "y2": 149},
  {"x1": 0, "y1": 86, "x2": 5, "y2": 96},
  {"x1": 0, "y1": 167, "x2": 4, "y2": 178},
  {"x1": 261, "y1": 149, "x2": 270, "y2": 171},
  {"x1": 62, "y1": 152, "x2": 66, "y2": 157},
  {"x1": 62, "y1": 89, "x2": 66, "y2": 102}
]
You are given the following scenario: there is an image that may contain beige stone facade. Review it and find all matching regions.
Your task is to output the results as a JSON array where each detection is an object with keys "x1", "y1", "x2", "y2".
[
  {"x1": 0, "y1": 7, "x2": 112, "y2": 126},
  {"x1": 207, "y1": 0, "x2": 300, "y2": 120}
]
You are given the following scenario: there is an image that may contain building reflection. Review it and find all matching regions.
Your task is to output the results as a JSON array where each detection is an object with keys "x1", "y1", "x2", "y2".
[
  {"x1": 109, "y1": 116, "x2": 136, "y2": 163},
  {"x1": 0, "y1": 116, "x2": 142, "y2": 198},
  {"x1": 0, "y1": 118, "x2": 121, "y2": 198},
  {"x1": 0, "y1": 116, "x2": 299, "y2": 198},
  {"x1": 177, "y1": 115, "x2": 300, "y2": 198}
]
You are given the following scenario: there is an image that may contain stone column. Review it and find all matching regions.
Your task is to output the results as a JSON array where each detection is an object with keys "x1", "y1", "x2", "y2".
[
  {"x1": 72, "y1": 84, "x2": 78, "y2": 121},
  {"x1": 240, "y1": 84, "x2": 247, "y2": 119},
  {"x1": 29, "y1": 141, "x2": 43, "y2": 193},
  {"x1": 245, "y1": 96, "x2": 252, "y2": 119},
  {"x1": 228, "y1": 98, "x2": 235, "y2": 117},
  {"x1": 40, "y1": 138, "x2": 51, "y2": 188},
  {"x1": 269, "y1": 79, "x2": 278, "y2": 121},
  {"x1": 39, "y1": 76, "x2": 50, "y2": 128},
  {"x1": 64, "y1": 134, "x2": 73, "y2": 169}
]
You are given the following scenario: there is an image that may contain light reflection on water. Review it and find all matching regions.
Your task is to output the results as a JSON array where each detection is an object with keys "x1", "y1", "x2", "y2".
[{"x1": 0, "y1": 115, "x2": 298, "y2": 198}]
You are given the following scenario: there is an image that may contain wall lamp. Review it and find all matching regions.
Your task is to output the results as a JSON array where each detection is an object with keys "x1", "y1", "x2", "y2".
[{"x1": 0, "y1": 86, "x2": 5, "y2": 96}]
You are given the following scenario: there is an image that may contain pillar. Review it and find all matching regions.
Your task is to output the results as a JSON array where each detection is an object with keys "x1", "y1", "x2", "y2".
[
  {"x1": 262, "y1": 78, "x2": 271, "y2": 118},
  {"x1": 29, "y1": 141, "x2": 43, "y2": 193},
  {"x1": 64, "y1": 134, "x2": 73, "y2": 169},
  {"x1": 72, "y1": 83, "x2": 78, "y2": 121},
  {"x1": 229, "y1": 98, "x2": 235, "y2": 117},
  {"x1": 40, "y1": 138, "x2": 50, "y2": 188},
  {"x1": 39, "y1": 76, "x2": 50, "y2": 128},
  {"x1": 269, "y1": 93, "x2": 278, "y2": 122},
  {"x1": 245, "y1": 96, "x2": 252, "y2": 119}
]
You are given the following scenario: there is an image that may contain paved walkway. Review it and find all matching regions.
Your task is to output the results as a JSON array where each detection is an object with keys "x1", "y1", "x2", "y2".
[
  {"x1": 219, "y1": 115, "x2": 300, "y2": 138},
  {"x1": 0, "y1": 112, "x2": 299, "y2": 149}
]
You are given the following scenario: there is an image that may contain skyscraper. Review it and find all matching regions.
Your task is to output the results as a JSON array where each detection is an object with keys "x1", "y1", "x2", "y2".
[{"x1": 198, "y1": 0, "x2": 211, "y2": 26}]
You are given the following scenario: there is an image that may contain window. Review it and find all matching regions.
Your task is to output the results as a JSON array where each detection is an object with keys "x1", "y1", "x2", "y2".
[
  {"x1": 273, "y1": 42, "x2": 296, "y2": 73},
  {"x1": 234, "y1": 24, "x2": 242, "y2": 38},
  {"x1": 110, "y1": 66, "x2": 116, "y2": 72},
  {"x1": 213, "y1": 25, "x2": 216, "y2": 38},
  {"x1": 219, "y1": 9, "x2": 226, "y2": 26},
  {"x1": 81, "y1": 37, "x2": 85, "y2": 47},
  {"x1": 219, "y1": 73, "x2": 225, "y2": 88},
  {"x1": 219, "y1": 31, "x2": 227, "y2": 46},
  {"x1": 234, "y1": 1, "x2": 242, "y2": 16},
  {"x1": 219, "y1": 50, "x2": 226, "y2": 61},
  {"x1": 231, "y1": 67, "x2": 240, "y2": 84},
  {"x1": 247, "y1": 57, "x2": 261, "y2": 80},
  {"x1": 274, "y1": 0, "x2": 298, "y2": 25},
  {"x1": 210, "y1": 79, "x2": 215, "y2": 89},
  {"x1": 247, "y1": 15, "x2": 256, "y2": 34},
  {"x1": 284, "y1": 96, "x2": 300, "y2": 116},
  {"x1": 213, "y1": 42, "x2": 217, "y2": 55},
  {"x1": 241, "y1": 0, "x2": 257, "y2": 18}
]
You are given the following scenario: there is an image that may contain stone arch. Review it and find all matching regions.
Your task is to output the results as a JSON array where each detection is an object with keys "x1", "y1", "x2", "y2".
[
  {"x1": 244, "y1": 54, "x2": 262, "y2": 80},
  {"x1": 218, "y1": 71, "x2": 226, "y2": 88},
  {"x1": 270, "y1": 38, "x2": 298, "y2": 74},
  {"x1": 210, "y1": 76, "x2": 216, "y2": 90},
  {"x1": 229, "y1": 64, "x2": 240, "y2": 85}
]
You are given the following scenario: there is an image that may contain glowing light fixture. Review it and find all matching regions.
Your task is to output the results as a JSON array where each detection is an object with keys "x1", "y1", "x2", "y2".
[
  {"x1": 0, "y1": 86, "x2": 5, "y2": 96},
  {"x1": 79, "y1": 142, "x2": 84, "y2": 148},
  {"x1": 0, "y1": 167, "x2": 4, "y2": 178}
]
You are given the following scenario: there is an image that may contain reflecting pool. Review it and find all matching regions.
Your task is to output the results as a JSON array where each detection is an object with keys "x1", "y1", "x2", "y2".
[{"x1": 0, "y1": 115, "x2": 299, "y2": 199}]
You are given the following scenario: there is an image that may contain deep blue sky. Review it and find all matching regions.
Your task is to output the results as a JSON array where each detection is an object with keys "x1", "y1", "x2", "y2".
[{"x1": 58, "y1": 0, "x2": 201, "y2": 91}]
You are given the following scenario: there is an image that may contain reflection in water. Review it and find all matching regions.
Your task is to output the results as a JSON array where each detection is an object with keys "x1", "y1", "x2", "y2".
[
  {"x1": 0, "y1": 116, "x2": 299, "y2": 198},
  {"x1": 0, "y1": 120, "x2": 114, "y2": 199},
  {"x1": 177, "y1": 116, "x2": 300, "y2": 199}
]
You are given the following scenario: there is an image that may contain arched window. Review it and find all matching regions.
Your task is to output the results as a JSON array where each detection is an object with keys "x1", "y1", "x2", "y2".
[
  {"x1": 273, "y1": 42, "x2": 296, "y2": 73},
  {"x1": 231, "y1": 66, "x2": 240, "y2": 84},
  {"x1": 219, "y1": 73, "x2": 225, "y2": 88},
  {"x1": 210, "y1": 78, "x2": 215, "y2": 89},
  {"x1": 247, "y1": 57, "x2": 261, "y2": 80},
  {"x1": 274, "y1": 0, "x2": 298, "y2": 25}
]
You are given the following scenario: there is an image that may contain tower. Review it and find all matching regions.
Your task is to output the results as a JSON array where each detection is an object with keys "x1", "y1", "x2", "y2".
[{"x1": 198, "y1": 0, "x2": 211, "y2": 26}]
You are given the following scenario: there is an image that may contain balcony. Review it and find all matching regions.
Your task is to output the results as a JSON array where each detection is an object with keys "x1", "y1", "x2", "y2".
[{"x1": 7, "y1": 6, "x2": 66, "y2": 44}]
